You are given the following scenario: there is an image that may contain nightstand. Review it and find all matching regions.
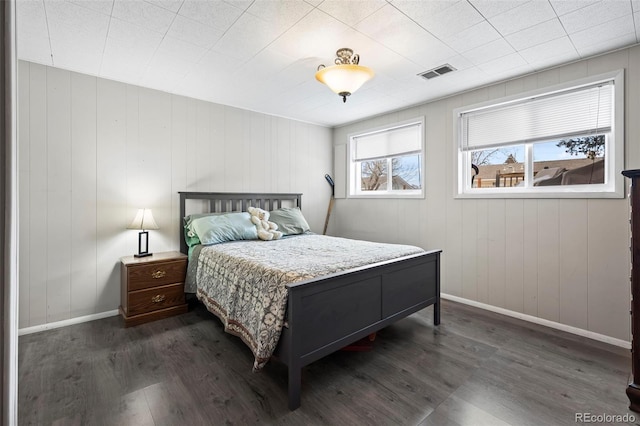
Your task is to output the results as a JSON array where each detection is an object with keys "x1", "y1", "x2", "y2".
[{"x1": 119, "y1": 251, "x2": 188, "y2": 327}]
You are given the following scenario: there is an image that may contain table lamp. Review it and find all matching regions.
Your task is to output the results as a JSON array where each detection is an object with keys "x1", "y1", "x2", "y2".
[{"x1": 127, "y1": 208, "x2": 159, "y2": 257}]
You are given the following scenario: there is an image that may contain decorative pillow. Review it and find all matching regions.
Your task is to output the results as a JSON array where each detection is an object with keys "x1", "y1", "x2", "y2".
[
  {"x1": 190, "y1": 212, "x2": 258, "y2": 245},
  {"x1": 268, "y1": 207, "x2": 310, "y2": 236}
]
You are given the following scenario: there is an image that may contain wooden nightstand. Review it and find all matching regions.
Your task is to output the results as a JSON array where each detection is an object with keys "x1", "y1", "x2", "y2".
[{"x1": 119, "y1": 251, "x2": 188, "y2": 327}]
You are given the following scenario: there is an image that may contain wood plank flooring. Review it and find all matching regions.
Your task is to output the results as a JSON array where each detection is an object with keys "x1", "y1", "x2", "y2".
[{"x1": 18, "y1": 299, "x2": 637, "y2": 425}]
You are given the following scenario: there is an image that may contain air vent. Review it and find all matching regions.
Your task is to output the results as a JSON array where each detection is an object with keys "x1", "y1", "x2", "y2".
[{"x1": 418, "y1": 64, "x2": 456, "y2": 80}]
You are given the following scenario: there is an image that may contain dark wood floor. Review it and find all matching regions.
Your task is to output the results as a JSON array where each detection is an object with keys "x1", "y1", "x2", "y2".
[{"x1": 19, "y1": 299, "x2": 637, "y2": 425}]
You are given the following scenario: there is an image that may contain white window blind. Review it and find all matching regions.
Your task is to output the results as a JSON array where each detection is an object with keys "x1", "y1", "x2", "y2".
[
  {"x1": 353, "y1": 122, "x2": 422, "y2": 161},
  {"x1": 460, "y1": 82, "x2": 613, "y2": 151}
]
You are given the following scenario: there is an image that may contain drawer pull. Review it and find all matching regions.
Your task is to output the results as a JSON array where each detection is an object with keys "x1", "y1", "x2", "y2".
[
  {"x1": 151, "y1": 294, "x2": 166, "y2": 303},
  {"x1": 151, "y1": 270, "x2": 166, "y2": 279}
]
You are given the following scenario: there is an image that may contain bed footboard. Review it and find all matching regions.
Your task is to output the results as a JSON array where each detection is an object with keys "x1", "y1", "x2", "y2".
[
  {"x1": 276, "y1": 249, "x2": 441, "y2": 410},
  {"x1": 178, "y1": 191, "x2": 442, "y2": 410}
]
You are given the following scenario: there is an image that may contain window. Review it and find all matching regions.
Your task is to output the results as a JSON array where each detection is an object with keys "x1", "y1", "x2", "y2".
[
  {"x1": 456, "y1": 70, "x2": 624, "y2": 198},
  {"x1": 348, "y1": 118, "x2": 424, "y2": 198}
]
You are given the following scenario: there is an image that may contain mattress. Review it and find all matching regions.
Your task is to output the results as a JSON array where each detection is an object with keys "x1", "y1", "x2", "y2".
[{"x1": 186, "y1": 234, "x2": 424, "y2": 370}]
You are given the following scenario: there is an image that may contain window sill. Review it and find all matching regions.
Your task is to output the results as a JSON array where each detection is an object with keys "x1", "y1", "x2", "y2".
[
  {"x1": 455, "y1": 187, "x2": 623, "y2": 199},
  {"x1": 349, "y1": 192, "x2": 425, "y2": 199}
]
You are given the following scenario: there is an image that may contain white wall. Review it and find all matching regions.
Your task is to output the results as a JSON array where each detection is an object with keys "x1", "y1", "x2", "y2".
[
  {"x1": 332, "y1": 46, "x2": 640, "y2": 342},
  {"x1": 17, "y1": 60, "x2": 333, "y2": 329}
]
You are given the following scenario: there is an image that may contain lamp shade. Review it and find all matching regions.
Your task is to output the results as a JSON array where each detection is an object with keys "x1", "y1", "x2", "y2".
[
  {"x1": 127, "y1": 208, "x2": 159, "y2": 230},
  {"x1": 315, "y1": 64, "x2": 374, "y2": 98}
]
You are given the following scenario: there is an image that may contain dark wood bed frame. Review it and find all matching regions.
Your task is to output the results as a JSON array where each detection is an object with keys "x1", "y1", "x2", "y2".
[{"x1": 179, "y1": 191, "x2": 441, "y2": 410}]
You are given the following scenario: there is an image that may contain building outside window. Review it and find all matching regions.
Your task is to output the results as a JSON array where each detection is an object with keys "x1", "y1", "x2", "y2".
[{"x1": 455, "y1": 70, "x2": 624, "y2": 199}]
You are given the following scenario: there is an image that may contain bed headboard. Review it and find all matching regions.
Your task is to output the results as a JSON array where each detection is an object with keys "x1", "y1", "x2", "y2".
[{"x1": 178, "y1": 192, "x2": 302, "y2": 255}]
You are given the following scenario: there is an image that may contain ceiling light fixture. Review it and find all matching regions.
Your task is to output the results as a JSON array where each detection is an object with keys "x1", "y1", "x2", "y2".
[{"x1": 315, "y1": 48, "x2": 374, "y2": 103}]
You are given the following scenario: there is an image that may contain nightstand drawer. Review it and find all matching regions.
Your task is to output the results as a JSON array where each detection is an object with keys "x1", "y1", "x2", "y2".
[
  {"x1": 127, "y1": 283, "x2": 186, "y2": 316},
  {"x1": 127, "y1": 260, "x2": 187, "y2": 291}
]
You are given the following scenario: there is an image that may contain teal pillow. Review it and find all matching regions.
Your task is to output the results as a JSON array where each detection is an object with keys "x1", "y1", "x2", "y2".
[
  {"x1": 183, "y1": 213, "x2": 215, "y2": 247},
  {"x1": 184, "y1": 212, "x2": 219, "y2": 232},
  {"x1": 269, "y1": 207, "x2": 310, "y2": 235},
  {"x1": 190, "y1": 212, "x2": 258, "y2": 245},
  {"x1": 184, "y1": 212, "x2": 233, "y2": 246}
]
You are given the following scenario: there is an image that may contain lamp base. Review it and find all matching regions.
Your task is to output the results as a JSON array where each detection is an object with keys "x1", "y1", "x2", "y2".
[{"x1": 134, "y1": 231, "x2": 151, "y2": 258}]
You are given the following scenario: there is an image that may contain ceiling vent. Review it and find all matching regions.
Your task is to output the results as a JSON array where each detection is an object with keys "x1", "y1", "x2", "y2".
[{"x1": 418, "y1": 64, "x2": 456, "y2": 80}]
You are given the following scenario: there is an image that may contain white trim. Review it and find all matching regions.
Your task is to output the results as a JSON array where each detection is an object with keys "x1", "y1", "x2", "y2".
[
  {"x1": 442, "y1": 293, "x2": 631, "y2": 349},
  {"x1": 18, "y1": 310, "x2": 120, "y2": 336},
  {"x1": 5, "y1": 1, "x2": 18, "y2": 424}
]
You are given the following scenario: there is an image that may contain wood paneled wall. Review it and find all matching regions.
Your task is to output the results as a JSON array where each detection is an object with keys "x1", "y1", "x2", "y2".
[
  {"x1": 332, "y1": 46, "x2": 640, "y2": 342},
  {"x1": 17, "y1": 61, "x2": 332, "y2": 329}
]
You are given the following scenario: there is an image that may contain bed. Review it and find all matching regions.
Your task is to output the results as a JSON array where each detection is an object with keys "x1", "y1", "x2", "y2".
[{"x1": 179, "y1": 191, "x2": 441, "y2": 410}]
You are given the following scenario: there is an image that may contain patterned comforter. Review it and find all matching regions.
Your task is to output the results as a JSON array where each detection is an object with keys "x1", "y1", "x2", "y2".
[{"x1": 188, "y1": 234, "x2": 424, "y2": 370}]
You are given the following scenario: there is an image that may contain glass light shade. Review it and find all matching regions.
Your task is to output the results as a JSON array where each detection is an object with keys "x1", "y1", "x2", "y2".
[
  {"x1": 126, "y1": 208, "x2": 159, "y2": 230},
  {"x1": 315, "y1": 64, "x2": 374, "y2": 97}
]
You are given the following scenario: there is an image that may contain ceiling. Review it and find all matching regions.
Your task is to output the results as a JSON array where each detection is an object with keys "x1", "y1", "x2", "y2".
[{"x1": 17, "y1": 0, "x2": 640, "y2": 127}]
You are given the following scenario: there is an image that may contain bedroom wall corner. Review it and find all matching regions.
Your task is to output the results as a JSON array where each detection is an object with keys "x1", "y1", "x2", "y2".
[{"x1": 17, "y1": 61, "x2": 333, "y2": 329}]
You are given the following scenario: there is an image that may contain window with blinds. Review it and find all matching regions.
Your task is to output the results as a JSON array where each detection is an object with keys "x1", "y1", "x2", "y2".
[
  {"x1": 455, "y1": 70, "x2": 624, "y2": 198},
  {"x1": 348, "y1": 118, "x2": 424, "y2": 198}
]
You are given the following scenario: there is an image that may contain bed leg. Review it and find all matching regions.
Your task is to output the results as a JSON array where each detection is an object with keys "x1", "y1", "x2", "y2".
[
  {"x1": 288, "y1": 364, "x2": 301, "y2": 410},
  {"x1": 434, "y1": 301, "x2": 440, "y2": 326}
]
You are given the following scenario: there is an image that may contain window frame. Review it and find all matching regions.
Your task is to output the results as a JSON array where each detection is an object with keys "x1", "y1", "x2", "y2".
[
  {"x1": 348, "y1": 117, "x2": 425, "y2": 199},
  {"x1": 454, "y1": 70, "x2": 624, "y2": 199}
]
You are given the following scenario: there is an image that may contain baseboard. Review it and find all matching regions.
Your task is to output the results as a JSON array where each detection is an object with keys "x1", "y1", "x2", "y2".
[
  {"x1": 18, "y1": 310, "x2": 120, "y2": 336},
  {"x1": 441, "y1": 293, "x2": 631, "y2": 349},
  {"x1": 17, "y1": 297, "x2": 630, "y2": 349}
]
